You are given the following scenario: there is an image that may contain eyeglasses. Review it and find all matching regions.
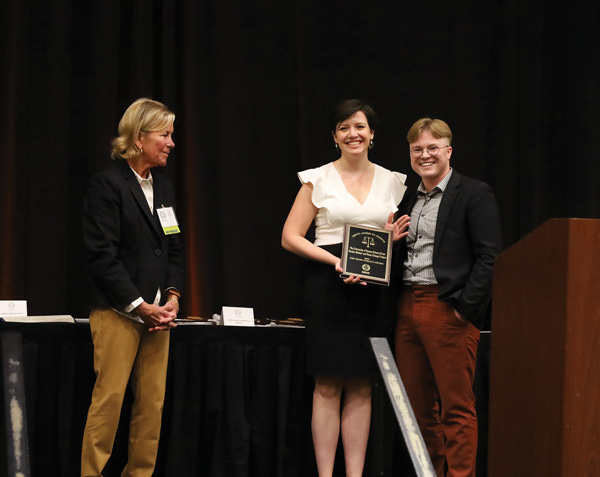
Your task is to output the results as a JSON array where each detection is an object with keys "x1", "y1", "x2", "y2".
[{"x1": 410, "y1": 145, "x2": 450, "y2": 158}]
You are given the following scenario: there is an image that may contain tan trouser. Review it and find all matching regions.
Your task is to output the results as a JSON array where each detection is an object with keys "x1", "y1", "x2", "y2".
[{"x1": 81, "y1": 308, "x2": 170, "y2": 477}]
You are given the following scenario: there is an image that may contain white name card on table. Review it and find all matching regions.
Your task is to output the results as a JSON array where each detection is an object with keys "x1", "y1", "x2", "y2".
[
  {"x1": 0, "y1": 300, "x2": 27, "y2": 318},
  {"x1": 221, "y1": 306, "x2": 255, "y2": 327}
]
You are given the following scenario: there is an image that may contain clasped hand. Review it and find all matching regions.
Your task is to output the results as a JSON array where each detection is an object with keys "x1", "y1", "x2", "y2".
[{"x1": 135, "y1": 301, "x2": 179, "y2": 331}]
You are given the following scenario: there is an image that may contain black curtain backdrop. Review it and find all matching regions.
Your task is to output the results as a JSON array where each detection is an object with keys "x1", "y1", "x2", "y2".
[{"x1": 1, "y1": 0, "x2": 599, "y2": 320}]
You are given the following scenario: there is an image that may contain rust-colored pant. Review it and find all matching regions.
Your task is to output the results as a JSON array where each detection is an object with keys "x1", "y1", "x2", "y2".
[{"x1": 395, "y1": 286, "x2": 480, "y2": 477}]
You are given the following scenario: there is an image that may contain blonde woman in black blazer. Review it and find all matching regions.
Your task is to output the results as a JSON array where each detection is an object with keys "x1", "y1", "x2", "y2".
[{"x1": 81, "y1": 98, "x2": 184, "y2": 477}]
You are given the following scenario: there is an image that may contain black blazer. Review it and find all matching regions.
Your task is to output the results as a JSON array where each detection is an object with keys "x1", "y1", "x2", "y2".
[
  {"x1": 392, "y1": 170, "x2": 502, "y2": 329},
  {"x1": 83, "y1": 159, "x2": 185, "y2": 310}
]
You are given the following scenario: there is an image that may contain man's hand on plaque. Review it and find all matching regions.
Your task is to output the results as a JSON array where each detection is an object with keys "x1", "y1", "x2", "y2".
[{"x1": 386, "y1": 213, "x2": 411, "y2": 242}]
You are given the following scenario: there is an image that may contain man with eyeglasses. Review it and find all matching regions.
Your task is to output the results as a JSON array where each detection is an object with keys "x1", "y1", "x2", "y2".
[{"x1": 392, "y1": 118, "x2": 501, "y2": 477}]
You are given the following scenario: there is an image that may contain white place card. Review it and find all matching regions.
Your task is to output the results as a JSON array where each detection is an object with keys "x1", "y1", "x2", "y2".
[
  {"x1": 0, "y1": 300, "x2": 27, "y2": 318},
  {"x1": 221, "y1": 306, "x2": 255, "y2": 327}
]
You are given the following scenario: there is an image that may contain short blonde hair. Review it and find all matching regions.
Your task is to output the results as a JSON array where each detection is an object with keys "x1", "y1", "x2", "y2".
[
  {"x1": 111, "y1": 98, "x2": 175, "y2": 160},
  {"x1": 406, "y1": 118, "x2": 452, "y2": 145}
]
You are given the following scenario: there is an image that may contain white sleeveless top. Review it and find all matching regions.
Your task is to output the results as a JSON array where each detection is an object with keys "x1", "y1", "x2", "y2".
[{"x1": 298, "y1": 162, "x2": 407, "y2": 246}]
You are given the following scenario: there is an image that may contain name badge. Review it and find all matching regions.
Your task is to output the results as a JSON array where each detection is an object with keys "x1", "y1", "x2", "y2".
[{"x1": 157, "y1": 206, "x2": 180, "y2": 235}]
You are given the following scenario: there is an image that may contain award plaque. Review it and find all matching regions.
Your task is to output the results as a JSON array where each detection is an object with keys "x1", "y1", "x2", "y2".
[{"x1": 340, "y1": 224, "x2": 393, "y2": 285}]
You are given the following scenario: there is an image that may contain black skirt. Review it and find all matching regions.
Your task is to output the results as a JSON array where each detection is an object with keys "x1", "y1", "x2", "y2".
[{"x1": 302, "y1": 243, "x2": 392, "y2": 378}]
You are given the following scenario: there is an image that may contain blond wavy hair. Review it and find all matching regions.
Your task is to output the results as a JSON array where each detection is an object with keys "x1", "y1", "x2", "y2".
[{"x1": 111, "y1": 98, "x2": 175, "y2": 160}]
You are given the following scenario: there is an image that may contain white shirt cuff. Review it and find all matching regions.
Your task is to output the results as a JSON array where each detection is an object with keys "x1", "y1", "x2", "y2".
[{"x1": 123, "y1": 296, "x2": 144, "y2": 313}]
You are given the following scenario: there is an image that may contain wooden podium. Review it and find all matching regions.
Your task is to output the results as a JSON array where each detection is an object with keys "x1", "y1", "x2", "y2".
[{"x1": 488, "y1": 218, "x2": 600, "y2": 476}]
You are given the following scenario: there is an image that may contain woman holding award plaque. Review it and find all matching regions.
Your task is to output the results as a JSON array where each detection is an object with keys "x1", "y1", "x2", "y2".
[{"x1": 282, "y1": 99, "x2": 410, "y2": 477}]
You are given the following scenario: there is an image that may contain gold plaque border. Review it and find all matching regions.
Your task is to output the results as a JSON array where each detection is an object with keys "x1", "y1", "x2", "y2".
[{"x1": 340, "y1": 224, "x2": 393, "y2": 286}]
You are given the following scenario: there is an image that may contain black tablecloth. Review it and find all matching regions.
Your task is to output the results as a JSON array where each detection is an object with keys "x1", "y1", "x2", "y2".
[{"x1": 0, "y1": 323, "x2": 490, "y2": 477}]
